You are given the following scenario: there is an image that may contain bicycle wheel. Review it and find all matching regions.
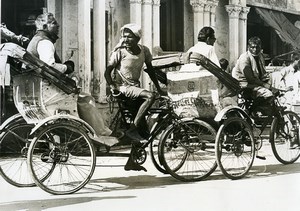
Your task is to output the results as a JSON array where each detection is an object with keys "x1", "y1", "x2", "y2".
[
  {"x1": 28, "y1": 121, "x2": 96, "y2": 195},
  {"x1": 215, "y1": 117, "x2": 255, "y2": 180},
  {"x1": 0, "y1": 121, "x2": 35, "y2": 187},
  {"x1": 149, "y1": 135, "x2": 168, "y2": 174},
  {"x1": 270, "y1": 111, "x2": 300, "y2": 164},
  {"x1": 159, "y1": 119, "x2": 217, "y2": 182}
]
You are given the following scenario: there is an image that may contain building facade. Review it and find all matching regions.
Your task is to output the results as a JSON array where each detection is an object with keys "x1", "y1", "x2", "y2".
[{"x1": 1, "y1": 0, "x2": 300, "y2": 104}]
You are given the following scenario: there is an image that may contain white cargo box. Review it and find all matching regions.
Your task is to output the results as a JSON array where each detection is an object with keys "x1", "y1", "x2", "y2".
[{"x1": 167, "y1": 65, "x2": 218, "y2": 95}]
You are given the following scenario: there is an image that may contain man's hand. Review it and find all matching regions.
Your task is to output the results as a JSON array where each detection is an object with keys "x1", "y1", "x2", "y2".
[
  {"x1": 110, "y1": 84, "x2": 121, "y2": 96},
  {"x1": 64, "y1": 60, "x2": 75, "y2": 74}
]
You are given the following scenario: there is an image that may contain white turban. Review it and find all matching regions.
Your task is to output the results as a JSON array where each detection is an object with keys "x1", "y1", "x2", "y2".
[
  {"x1": 120, "y1": 23, "x2": 142, "y2": 39},
  {"x1": 113, "y1": 23, "x2": 142, "y2": 52}
]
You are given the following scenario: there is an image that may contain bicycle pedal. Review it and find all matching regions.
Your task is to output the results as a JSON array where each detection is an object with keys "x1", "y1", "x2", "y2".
[{"x1": 256, "y1": 155, "x2": 266, "y2": 160}]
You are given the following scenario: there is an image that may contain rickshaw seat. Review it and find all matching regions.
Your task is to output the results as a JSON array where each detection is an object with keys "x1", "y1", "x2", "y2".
[{"x1": 13, "y1": 73, "x2": 78, "y2": 124}]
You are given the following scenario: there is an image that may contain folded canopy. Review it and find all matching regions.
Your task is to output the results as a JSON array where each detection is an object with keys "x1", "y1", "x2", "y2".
[{"x1": 255, "y1": 7, "x2": 300, "y2": 49}]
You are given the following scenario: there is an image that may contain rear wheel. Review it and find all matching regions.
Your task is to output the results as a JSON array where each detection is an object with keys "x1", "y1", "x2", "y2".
[
  {"x1": 215, "y1": 117, "x2": 255, "y2": 180},
  {"x1": 0, "y1": 121, "x2": 35, "y2": 187},
  {"x1": 159, "y1": 119, "x2": 217, "y2": 182},
  {"x1": 270, "y1": 111, "x2": 300, "y2": 164},
  {"x1": 28, "y1": 121, "x2": 96, "y2": 195}
]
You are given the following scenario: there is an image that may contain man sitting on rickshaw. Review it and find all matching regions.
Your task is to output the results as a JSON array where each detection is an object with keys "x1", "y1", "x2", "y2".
[
  {"x1": 232, "y1": 36, "x2": 272, "y2": 101},
  {"x1": 26, "y1": 13, "x2": 123, "y2": 145}
]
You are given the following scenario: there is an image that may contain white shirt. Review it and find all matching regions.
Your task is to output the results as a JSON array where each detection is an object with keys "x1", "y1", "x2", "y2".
[
  {"x1": 37, "y1": 40, "x2": 67, "y2": 73},
  {"x1": 188, "y1": 42, "x2": 220, "y2": 67},
  {"x1": 293, "y1": 71, "x2": 300, "y2": 102}
]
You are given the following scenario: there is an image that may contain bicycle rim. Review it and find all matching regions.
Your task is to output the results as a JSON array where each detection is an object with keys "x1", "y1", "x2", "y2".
[
  {"x1": 270, "y1": 111, "x2": 300, "y2": 164},
  {"x1": 28, "y1": 122, "x2": 96, "y2": 195},
  {"x1": 0, "y1": 122, "x2": 35, "y2": 187},
  {"x1": 159, "y1": 119, "x2": 217, "y2": 182},
  {"x1": 149, "y1": 137, "x2": 168, "y2": 174},
  {"x1": 215, "y1": 117, "x2": 255, "y2": 180}
]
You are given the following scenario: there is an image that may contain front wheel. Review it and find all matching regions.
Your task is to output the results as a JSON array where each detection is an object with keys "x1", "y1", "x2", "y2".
[
  {"x1": 270, "y1": 111, "x2": 300, "y2": 164},
  {"x1": 0, "y1": 120, "x2": 35, "y2": 187},
  {"x1": 27, "y1": 121, "x2": 96, "y2": 195},
  {"x1": 158, "y1": 119, "x2": 217, "y2": 182},
  {"x1": 215, "y1": 117, "x2": 255, "y2": 180},
  {"x1": 149, "y1": 139, "x2": 168, "y2": 174}
]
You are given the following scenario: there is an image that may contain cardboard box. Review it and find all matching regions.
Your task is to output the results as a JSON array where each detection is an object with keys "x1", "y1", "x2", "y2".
[{"x1": 167, "y1": 67, "x2": 218, "y2": 95}]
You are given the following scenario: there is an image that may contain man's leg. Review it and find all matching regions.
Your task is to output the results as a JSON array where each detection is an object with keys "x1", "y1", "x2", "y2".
[
  {"x1": 134, "y1": 90, "x2": 155, "y2": 126},
  {"x1": 126, "y1": 90, "x2": 155, "y2": 141}
]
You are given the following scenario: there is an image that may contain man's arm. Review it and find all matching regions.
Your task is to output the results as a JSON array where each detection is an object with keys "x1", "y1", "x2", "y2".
[
  {"x1": 37, "y1": 40, "x2": 67, "y2": 73},
  {"x1": 243, "y1": 66, "x2": 267, "y2": 87},
  {"x1": 105, "y1": 50, "x2": 120, "y2": 91},
  {"x1": 104, "y1": 64, "x2": 116, "y2": 90},
  {"x1": 144, "y1": 61, "x2": 166, "y2": 95}
]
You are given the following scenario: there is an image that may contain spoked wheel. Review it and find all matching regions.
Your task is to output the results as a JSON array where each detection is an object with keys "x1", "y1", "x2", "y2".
[
  {"x1": 149, "y1": 133, "x2": 168, "y2": 174},
  {"x1": 0, "y1": 121, "x2": 35, "y2": 187},
  {"x1": 28, "y1": 121, "x2": 96, "y2": 195},
  {"x1": 270, "y1": 111, "x2": 300, "y2": 164},
  {"x1": 131, "y1": 147, "x2": 147, "y2": 165},
  {"x1": 159, "y1": 119, "x2": 217, "y2": 182},
  {"x1": 215, "y1": 117, "x2": 255, "y2": 180}
]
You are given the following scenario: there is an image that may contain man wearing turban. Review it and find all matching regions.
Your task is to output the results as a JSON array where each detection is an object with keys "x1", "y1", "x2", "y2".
[{"x1": 105, "y1": 23, "x2": 166, "y2": 171}]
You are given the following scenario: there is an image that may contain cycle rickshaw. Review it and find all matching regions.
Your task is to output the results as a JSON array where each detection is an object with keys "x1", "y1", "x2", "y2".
[
  {"x1": 195, "y1": 53, "x2": 300, "y2": 180},
  {"x1": 0, "y1": 43, "x2": 218, "y2": 194}
]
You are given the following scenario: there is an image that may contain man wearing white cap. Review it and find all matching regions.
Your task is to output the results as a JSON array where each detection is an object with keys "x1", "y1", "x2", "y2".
[{"x1": 105, "y1": 23, "x2": 165, "y2": 171}]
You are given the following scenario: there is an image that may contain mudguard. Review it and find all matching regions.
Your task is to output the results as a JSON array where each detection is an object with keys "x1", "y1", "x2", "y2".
[
  {"x1": 30, "y1": 114, "x2": 96, "y2": 136},
  {"x1": 0, "y1": 113, "x2": 23, "y2": 131},
  {"x1": 214, "y1": 105, "x2": 252, "y2": 124}
]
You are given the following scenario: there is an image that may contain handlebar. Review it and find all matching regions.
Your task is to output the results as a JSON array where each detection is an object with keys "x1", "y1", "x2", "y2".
[{"x1": 111, "y1": 89, "x2": 122, "y2": 97}]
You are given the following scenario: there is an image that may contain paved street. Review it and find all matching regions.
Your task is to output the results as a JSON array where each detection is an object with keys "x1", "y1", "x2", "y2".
[{"x1": 1, "y1": 142, "x2": 300, "y2": 211}]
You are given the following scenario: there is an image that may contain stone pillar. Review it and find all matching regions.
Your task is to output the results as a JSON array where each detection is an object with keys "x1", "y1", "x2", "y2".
[
  {"x1": 239, "y1": 7, "x2": 250, "y2": 56},
  {"x1": 152, "y1": 0, "x2": 161, "y2": 53},
  {"x1": 226, "y1": 5, "x2": 242, "y2": 68},
  {"x1": 78, "y1": 0, "x2": 91, "y2": 93},
  {"x1": 130, "y1": 0, "x2": 142, "y2": 27},
  {"x1": 190, "y1": 0, "x2": 220, "y2": 44},
  {"x1": 190, "y1": 0, "x2": 205, "y2": 44},
  {"x1": 46, "y1": 0, "x2": 57, "y2": 14},
  {"x1": 92, "y1": 0, "x2": 106, "y2": 101},
  {"x1": 210, "y1": 1, "x2": 219, "y2": 28},
  {"x1": 0, "y1": 0, "x2": 2, "y2": 43},
  {"x1": 142, "y1": 0, "x2": 153, "y2": 50},
  {"x1": 203, "y1": 4, "x2": 211, "y2": 26},
  {"x1": 142, "y1": 0, "x2": 153, "y2": 90}
]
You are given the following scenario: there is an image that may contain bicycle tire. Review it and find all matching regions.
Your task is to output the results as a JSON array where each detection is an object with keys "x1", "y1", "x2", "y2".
[
  {"x1": 159, "y1": 119, "x2": 217, "y2": 182},
  {"x1": 28, "y1": 121, "x2": 96, "y2": 195},
  {"x1": 215, "y1": 117, "x2": 255, "y2": 180},
  {"x1": 270, "y1": 110, "x2": 300, "y2": 164},
  {"x1": 149, "y1": 136, "x2": 168, "y2": 174},
  {"x1": 0, "y1": 121, "x2": 35, "y2": 187}
]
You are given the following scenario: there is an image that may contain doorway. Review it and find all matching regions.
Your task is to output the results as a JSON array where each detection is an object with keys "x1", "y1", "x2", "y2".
[{"x1": 160, "y1": 0, "x2": 184, "y2": 52}]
